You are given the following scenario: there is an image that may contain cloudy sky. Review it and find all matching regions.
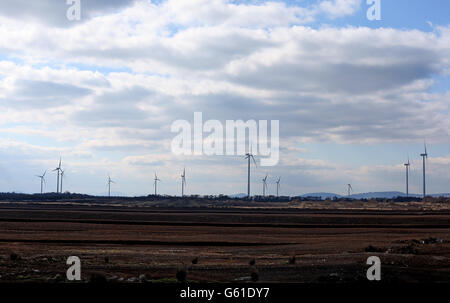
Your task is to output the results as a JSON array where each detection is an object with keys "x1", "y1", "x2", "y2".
[{"x1": 0, "y1": 0, "x2": 449, "y2": 196}]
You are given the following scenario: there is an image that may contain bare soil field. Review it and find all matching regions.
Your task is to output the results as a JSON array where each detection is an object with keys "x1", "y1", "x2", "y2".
[{"x1": 0, "y1": 202, "x2": 449, "y2": 283}]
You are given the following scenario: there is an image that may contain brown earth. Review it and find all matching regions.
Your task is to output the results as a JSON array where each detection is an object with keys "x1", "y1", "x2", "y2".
[{"x1": 0, "y1": 203, "x2": 449, "y2": 283}]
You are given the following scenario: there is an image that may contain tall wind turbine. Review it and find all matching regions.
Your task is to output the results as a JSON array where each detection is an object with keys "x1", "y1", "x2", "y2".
[
  {"x1": 36, "y1": 170, "x2": 46, "y2": 194},
  {"x1": 52, "y1": 158, "x2": 62, "y2": 193},
  {"x1": 347, "y1": 184, "x2": 353, "y2": 196},
  {"x1": 404, "y1": 157, "x2": 410, "y2": 197},
  {"x1": 420, "y1": 143, "x2": 428, "y2": 198},
  {"x1": 262, "y1": 174, "x2": 268, "y2": 196},
  {"x1": 245, "y1": 151, "x2": 257, "y2": 198},
  {"x1": 181, "y1": 168, "x2": 186, "y2": 197},
  {"x1": 60, "y1": 169, "x2": 65, "y2": 193},
  {"x1": 154, "y1": 173, "x2": 161, "y2": 195},
  {"x1": 107, "y1": 175, "x2": 115, "y2": 197},
  {"x1": 276, "y1": 177, "x2": 281, "y2": 197}
]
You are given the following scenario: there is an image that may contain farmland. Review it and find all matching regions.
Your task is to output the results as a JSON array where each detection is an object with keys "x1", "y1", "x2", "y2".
[{"x1": 0, "y1": 200, "x2": 449, "y2": 283}]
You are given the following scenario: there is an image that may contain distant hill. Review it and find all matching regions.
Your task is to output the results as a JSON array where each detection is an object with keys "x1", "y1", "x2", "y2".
[
  {"x1": 349, "y1": 192, "x2": 450, "y2": 199},
  {"x1": 349, "y1": 191, "x2": 413, "y2": 199},
  {"x1": 300, "y1": 191, "x2": 450, "y2": 199},
  {"x1": 431, "y1": 193, "x2": 450, "y2": 198}
]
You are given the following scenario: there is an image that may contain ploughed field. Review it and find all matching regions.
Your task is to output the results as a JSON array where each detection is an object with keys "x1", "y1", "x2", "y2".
[{"x1": 0, "y1": 203, "x2": 449, "y2": 283}]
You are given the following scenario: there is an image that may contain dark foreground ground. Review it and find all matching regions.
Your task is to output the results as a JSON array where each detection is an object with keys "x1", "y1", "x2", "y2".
[{"x1": 0, "y1": 202, "x2": 449, "y2": 283}]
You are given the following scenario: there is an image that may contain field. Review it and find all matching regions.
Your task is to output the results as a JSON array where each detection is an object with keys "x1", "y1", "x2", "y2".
[{"x1": 0, "y1": 199, "x2": 449, "y2": 283}]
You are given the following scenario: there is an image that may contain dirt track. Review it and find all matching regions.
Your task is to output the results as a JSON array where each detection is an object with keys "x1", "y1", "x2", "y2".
[{"x1": 0, "y1": 203, "x2": 449, "y2": 283}]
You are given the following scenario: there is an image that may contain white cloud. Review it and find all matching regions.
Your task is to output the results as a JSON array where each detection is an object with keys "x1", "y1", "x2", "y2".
[{"x1": 318, "y1": 0, "x2": 361, "y2": 18}]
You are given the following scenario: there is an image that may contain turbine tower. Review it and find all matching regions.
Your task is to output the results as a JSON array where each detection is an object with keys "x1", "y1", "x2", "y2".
[
  {"x1": 107, "y1": 175, "x2": 115, "y2": 197},
  {"x1": 245, "y1": 151, "x2": 257, "y2": 198},
  {"x1": 181, "y1": 168, "x2": 186, "y2": 197},
  {"x1": 276, "y1": 177, "x2": 281, "y2": 197},
  {"x1": 420, "y1": 143, "x2": 428, "y2": 198},
  {"x1": 404, "y1": 157, "x2": 410, "y2": 197},
  {"x1": 52, "y1": 158, "x2": 62, "y2": 193},
  {"x1": 60, "y1": 169, "x2": 65, "y2": 193},
  {"x1": 262, "y1": 174, "x2": 268, "y2": 196},
  {"x1": 347, "y1": 184, "x2": 353, "y2": 196},
  {"x1": 154, "y1": 173, "x2": 161, "y2": 195},
  {"x1": 36, "y1": 170, "x2": 46, "y2": 194}
]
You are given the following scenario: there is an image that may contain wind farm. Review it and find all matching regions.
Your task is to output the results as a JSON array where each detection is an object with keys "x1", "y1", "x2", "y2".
[{"x1": 22, "y1": 143, "x2": 447, "y2": 200}]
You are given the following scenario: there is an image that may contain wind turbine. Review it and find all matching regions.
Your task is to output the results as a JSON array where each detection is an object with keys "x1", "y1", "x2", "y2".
[
  {"x1": 181, "y1": 168, "x2": 186, "y2": 197},
  {"x1": 276, "y1": 177, "x2": 281, "y2": 197},
  {"x1": 420, "y1": 143, "x2": 428, "y2": 198},
  {"x1": 404, "y1": 157, "x2": 410, "y2": 197},
  {"x1": 36, "y1": 170, "x2": 46, "y2": 194},
  {"x1": 107, "y1": 175, "x2": 115, "y2": 197},
  {"x1": 154, "y1": 173, "x2": 161, "y2": 195},
  {"x1": 262, "y1": 174, "x2": 268, "y2": 196},
  {"x1": 245, "y1": 151, "x2": 257, "y2": 198},
  {"x1": 60, "y1": 169, "x2": 65, "y2": 193},
  {"x1": 347, "y1": 184, "x2": 353, "y2": 197},
  {"x1": 52, "y1": 158, "x2": 62, "y2": 193}
]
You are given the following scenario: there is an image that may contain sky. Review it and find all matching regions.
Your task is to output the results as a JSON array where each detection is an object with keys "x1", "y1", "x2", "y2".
[{"x1": 0, "y1": 0, "x2": 449, "y2": 196}]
